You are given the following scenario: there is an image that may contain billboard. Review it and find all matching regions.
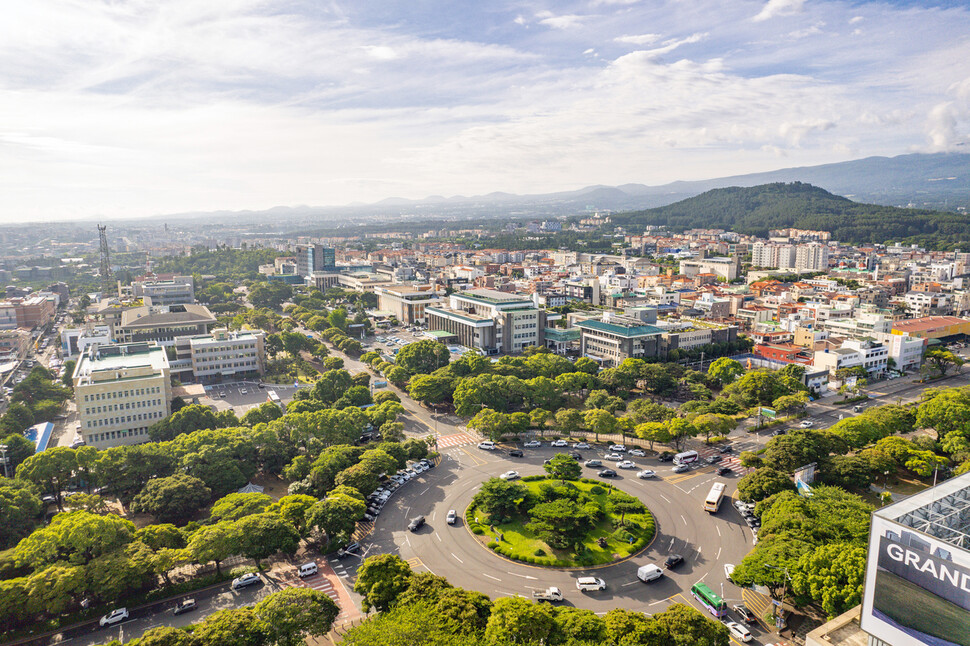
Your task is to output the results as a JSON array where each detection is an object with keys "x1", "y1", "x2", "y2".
[{"x1": 861, "y1": 514, "x2": 970, "y2": 646}]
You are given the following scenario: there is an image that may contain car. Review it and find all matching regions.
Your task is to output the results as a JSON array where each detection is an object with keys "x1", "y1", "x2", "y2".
[
  {"x1": 598, "y1": 468, "x2": 618, "y2": 478},
  {"x1": 99, "y1": 608, "x2": 129, "y2": 626},
  {"x1": 657, "y1": 452, "x2": 675, "y2": 462},
  {"x1": 584, "y1": 460, "x2": 603, "y2": 468},
  {"x1": 628, "y1": 449, "x2": 646, "y2": 457},
  {"x1": 337, "y1": 542, "x2": 361, "y2": 557},
  {"x1": 298, "y1": 562, "x2": 319, "y2": 577},
  {"x1": 568, "y1": 451, "x2": 582, "y2": 460},
  {"x1": 664, "y1": 554, "x2": 684, "y2": 568},
  {"x1": 718, "y1": 444, "x2": 733, "y2": 453},
  {"x1": 478, "y1": 441, "x2": 496, "y2": 450},
  {"x1": 551, "y1": 439, "x2": 569, "y2": 447},
  {"x1": 231, "y1": 572, "x2": 261, "y2": 589},
  {"x1": 705, "y1": 455, "x2": 723, "y2": 464},
  {"x1": 500, "y1": 470, "x2": 520, "y2": 480},
  {"x1": 508, "y1": 449, "x2": 524, "y2": 457},
  {"x1": 523, "y1": 440, "x2": 541, "y2": 448},
  {"x1": 446, "y1": 509, "x2": 457, "y2": 525},
  {"x1": 605, "y1": 452, "x2": 623, "y2": 461},
  {"x1": 362, "y1": 512, "x2": 376, "y2": 522},
  {"x1": 240, "y1": 388, "x2": 248, "y2": 395},
  {"x1": 771, "y1": 429, "x2": 787, "y2": 436},
  {"x1": 573, "y1": 442, "x2": 590, "y2": 449},
  {"x1": 717, "y1": 466, "x2": 733, "y2": 476},
  {"x1": 725, "y1": 621, "x2": 752, "y2": 642},
  {"x1": 220, "y1": 392, "x2": 226, "y2": 398},
  {"x1": 257, "y1": 383, "x2": 265, "y2": 389},
  {"x1": 673, "y1": 463, "x2": 689, "y2": 473},
  {"x1": 733, "y1": 604, "x2": 757, "y2": 625},
  {"x1": 408, "y1": 516, "x2": 426, "y2": 531},
  {"x1": 734, "y1": 499, "x2": 752, "y2": 511},
  {"x1": 637, "y1": 469, "x2": 656, "y2": 479},
  {"x1": 724, "y1": 564, "x2": 736, "y2": 580},
  {"x1": 608, "y1": 444, "x2": 626, "y2": 452},
  {"x1": 617, "y1": 460, "x2": 637, "y2": 469},
  {"x1": 798, "y1": 420, "x2": 814, "y2": 428},
  {"x1": 637, "y1": 564, "x2": 663, "y2": 582},
  {"x1": 576, "y1": 577, "x2": 607, "y2": 591}
]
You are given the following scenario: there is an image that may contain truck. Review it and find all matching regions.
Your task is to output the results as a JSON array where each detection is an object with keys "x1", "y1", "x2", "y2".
[{"x1": 531, "y1": 587, "x2": 564, "y2": 602}]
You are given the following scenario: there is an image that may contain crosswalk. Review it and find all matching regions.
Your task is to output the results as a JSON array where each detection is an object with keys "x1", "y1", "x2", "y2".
[
  {"x1": 434, "y1": 432, "x2": 477, "y2": 449},
  {"x1": 280, "y1": 567, "x2": 357, "y2": 623},
  {"x1": 665, "y1": 446, "x2": 749, "y2": 484}
]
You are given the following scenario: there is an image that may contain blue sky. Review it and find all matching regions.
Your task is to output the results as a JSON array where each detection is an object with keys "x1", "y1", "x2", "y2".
[{"x1": 0, "y1": 0, "x2": 968, "y2": 221}]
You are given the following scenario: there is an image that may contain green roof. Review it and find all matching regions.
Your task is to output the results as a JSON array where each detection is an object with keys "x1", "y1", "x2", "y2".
[
  {"x1": 577, "y1": 319, "x2": 664, "y2": 338},
  {"x1": 426, "y1": 330, "x2": 456, "y2": 339},
  {"x1": 545, "y1": 328, "x2": 580, "y2": 341}
]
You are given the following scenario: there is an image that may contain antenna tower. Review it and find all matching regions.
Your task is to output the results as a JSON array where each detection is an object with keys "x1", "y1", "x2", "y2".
[{"x1": 98, "y1": 224, "x2": 112, "y2": 294}]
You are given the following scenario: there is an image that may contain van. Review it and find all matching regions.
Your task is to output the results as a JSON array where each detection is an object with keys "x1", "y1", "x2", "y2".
[
  {"x1": 673, "y1": 450, "x2": 699, "y2": 466},
  {"x1": 477, "y1": 441, "x2": 496, "y2": 450},
  {"x1": 637, "y1": 564, "x2": 663, "y2": 582},
  {"x1": 298, "y1": 562, "x2": 318, "y2": 578}
]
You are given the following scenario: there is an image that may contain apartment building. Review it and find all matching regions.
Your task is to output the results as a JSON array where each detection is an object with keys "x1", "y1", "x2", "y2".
[
  {"x1": 679, "y1": 256, "x2": 740, "y2": 281},
  {"x1": 73, "y1": 343, "x2": 172, "y2": 450},
  {"x1": 426, "y1": 289, "x2": 546, "y2": 354},
  {"x1": 795, "y1": 243, "x2": 830, "y2": 272},
  {"x1": 115, "y1": 304, "x2": 217, "y2": 347},
  {"x1": 171, "y1": 328, "x2": 265, "y2": 382},
  {"x1": 0, "y1": 329, "x2": 31, "y2": 361},
  {"x1": 814, "y1": 339, "x2": 889, "y2": 377},
  {"x1": 0, "y1": 296, "x2": 56, "y2": 329},
  {"x1": 375, "y1": 285, "x2": 441, "y2": 325}
]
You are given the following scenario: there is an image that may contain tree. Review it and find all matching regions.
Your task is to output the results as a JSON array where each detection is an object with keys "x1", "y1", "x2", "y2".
[
  {"x1": 583, "y1": 408, "x2": 617, "y2": 442},
  {"x1": 266, "y1": 494, "x2": 317, "y2": 536},
  {"x1": 241, "y1": 402, "x2": 285, "y2": 427},
  {"x1": 762, "y1": 430, "x2": 835, "y2": 473},
  {"x1": 925, "y1": 348, "x2": 964, "y2": 376},
  {"x1": 529, "y1": 408, "x2": 551, "y2": 434},
  {"x1": 187, "y1": 521, "x2": 240, "y2": 575},
  {"x1": 328, "y1": 309, "x2": 349, "y2": 331},
  {"x1": 666, "y1": 418, "x2": 698, "y2": 451},
  {"x1": 603, "y1": 608, "x2": 663, "y2": 645},
  {"x1": 653, "y1": 603, "x2": 729, "y2": 646},
  {"x1": 14, "y1": 510, "x2": 136, "y2": 568},
  {"x1": 396, "y1": 340, "x2": 451, "y2": 376},
  {"x1": 527, "y1": 499, "x2": 592, "y2": 550},
  {"x1": 627, "y1": 400, "x2": 675, "y2": 425},
  {"x1": 191, "y1": 607, "x2": 269, "y2": 646},
  {"x1": 135, "y1": 524, "x2": 186, "y2": 551},
  {"x1": 573, "y1": 357, "x2": 600, "y2": 375},
  {"x1": 823, "y1": 455, "x2": 875, "y2": 490},
  {"x1": 916, "y1": 387, "x2": 970, "y2": 441},
  {"x1": 772, "y1": 392, "x2": 809, "y2": 416},
  {"x1": 132, "y1": 626, "x2": 195, "y2": 646},
  {"x1": 692, "y1": 413, "x2": 735, "y2": 443},
  {"x1": 471, "y1": 478, "x2": 529, "y2": 523},
  {"x1": 435, "y1": 587, "x2": 493, "y2": 634},
  {"x1": 0, "y1": 433, "x2": 35, "y2": 475},
  {"x1": 254, "y1": 587, "x2": 340, "y2": 646},
  {"x1": 407, "y1": 374, "x2": 453, "y2": 406},
  {"x1": 0, "y1": 403, "x2": 34, "y2": 435},
  {"x1": 554, "y1": 408, "x2": 584, "y2": 435},
  {"x1": 736, "y1": 468, "x2": 796, "y2": 503},
  {"x1": 791, "y1": 543, "x2": 867, "y2": 618},
  {"x1": 707, "y1": 357, "x2": 743, "y2": 387},
  {"x1": 635, "y1": 422, "x2": 671, "y2": 451},
  {"x1": 15, "y1": 446, "x2": 78, "y2": 509},
  {"x1": 306, "y1": 492, "x2": 367, "y2": 544},
  {"x1": 210, "y1": 492, "x2": 274, "y2": 522},
  {"x1": 0, "y1": 477, "x2": 43, "y2": 550},
  {"x1": 340, "y1": 601, "x2": 464, "y2": 646},
  {"x1": 312, "y1": 369, "x2": 354, "y2": 405},
  {"x1": 234, "y1": 513, "x2": 300, "y2": 567},
  {"x1": 354, "y1": 554, "x2": 414, "y2": 612},
  {"x1": 543, "y1": 454, "x2": 582, "y2": 483},
  {"x1": 148, "y1": 404, "x2": 224, "y2": 442},
  {"x1": 131, "y1": 475, "x2": 212, "y2": 525},
  {"x1": 554, "y1": 607, "x2": 606, "y2": 643},
  {"x1": 484, "y1": 596, "x2": 556, "y2": 645}
]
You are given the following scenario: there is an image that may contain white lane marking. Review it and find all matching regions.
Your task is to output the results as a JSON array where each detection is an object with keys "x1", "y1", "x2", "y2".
[
  {"x1": 482, "y1": 573, "x2": 502, "y2": 581},
  {"x1": 507, "y1": 571, "x2": 538, "y2": 580},
  {"x1": 716, "y1": 525, "x2": 721, "y2": 537},
  {"x1": 669, "y1": 538, "x2": 675, "y2": 549},
  {"x1": 451, "y1": 553, "x2": 464, "y2": 564},
  {"x1": 435, "y1": 532, "x2": 441, "y2": 542},
  {"x1": 699, "y1": 572, "x2": 708, "y2": 582},
  {"x1": 716, "y1": 547, "x2": 722, "y2": 560},
  {"x1": 660, "y1": 495, "x2": 671, "y2": 504},
  {"x1": 681, "y1": 515, "x2": 687, "y2": 525},
  {"x1": 405, "y1": 506, "x2": 411, "y2": 516},
  {"x1": 649, "y1": 599, "x2": 666, "y2": 606},
  {"x1": 421, "y1": 487, "x2": 430, "y2": 495},
  {"x1": 621, "y1": 581, "x2": 638, "y2": 587}
]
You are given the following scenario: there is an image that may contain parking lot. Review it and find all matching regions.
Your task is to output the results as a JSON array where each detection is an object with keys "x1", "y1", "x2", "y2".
[{"x1": 201, "y1": 381, "x2": 307, "y2": 415}]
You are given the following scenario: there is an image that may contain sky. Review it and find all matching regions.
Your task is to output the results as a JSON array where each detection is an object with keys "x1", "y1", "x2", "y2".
[{"x1": 1, "y1": 0, "x2": 969, "y2": 222}]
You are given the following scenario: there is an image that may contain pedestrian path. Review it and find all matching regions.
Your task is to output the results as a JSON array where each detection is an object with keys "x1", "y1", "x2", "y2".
[
  {"x1": 280, "y1": 561, "x2": 360, "y2": 623},
  {"x1": 434, "y1": 432, "x2": 476, "y2": 449}
]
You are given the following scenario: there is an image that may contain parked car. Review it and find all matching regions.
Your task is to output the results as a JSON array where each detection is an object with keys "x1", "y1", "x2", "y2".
[
  {"x1": 584, "y1": 459, "x2": 602, "y2": 468},
  {"x1": 798, "y1": 420, "x2": 814, "y2": 428},
  {"x1": 636, "y1": 469, "x2": 656, "y2": 479},
  {"x1": 604, "y1": 452, "x2": 623, "y2": 461},
  {"x1": 551, "y1": 439, "x2": 569, "y2": 447},
  {"x1": 573, "y1": 442, "x2": 590, "y2": 449},
  {"x1": 733, "y1": 604, "x2": 757, "y2": 625},
  {"x1": 598, "y1": 469, "x2": 618, "y2": 478},
  {"x1": 100, "y1": 608, "x2": 129, "y2": 626},
  {"x1": 231, "y1": 572, "x2": 261, "y2": 590},
  {"x1": 508, "y1": 449, "x2": 524, "y2": 457},
  {"x1": 500, "y1": 470, "x2": 520, "y2": 480},
  {"x1": 568, "y1": 451, "x2": 582, "y2": 460},
  {"x1": 478, "y1": 441, "x2": 496, "y2": 450},
  {"x1": 616, "y1": 460, "x2": 637, "y2": 469},
  {"x1": 524, "y1": 440, "x2": 541, "y2": 448},
  {"x1": 664, "y1": 554, "x2": 684, "y2": 568},
  {"x1": 408, "y1": 516, "x2": 426, "y2": 532},
  {"x1": 446, "y1": 509, "x2": 458, "y2": 525},
  {"x1": 628, "y1": 449, "x2": 646, "y2": 457},
  {"x1": 718, "y1": 444, "x2": 733, "y2": 453},
  {"x1": 608, "y1": 444, "x2": 626, "y2": 452}
]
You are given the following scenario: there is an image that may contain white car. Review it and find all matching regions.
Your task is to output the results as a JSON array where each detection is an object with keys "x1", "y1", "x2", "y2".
[
  {"x1": 724, "y1": 564, "x2": 736, "y2": 581},
  {"x1": 551, "y1": 439, "x2": 569, "y2": 447},
  {"x1": 241, "y1": 388, "x2": 248, "y2": 395},
  {"x1": 524, "y1": 440, "x2": 542, "y2": 448},
  {"x1": 725, "y1": 621, "x2": 752, "y2": 642},
  {"x1": 798, "y1": 420, "x2": 814, "y2": 428},
  {"x1": 499, "y1": 470, "x2": 520, "y2": 480},
  {"x1": 478, "y1": 441, "x2": 496, "y2": 450},
  {"x1": 231, "y1": 572, "x2": 261, "y2": 590},
  {"x1": 608, "y1": 444, "x2": 626, "y2": 452},
  {"x1": 573, "y1": 442, "x2": 590, "y2": 449},
  {"x1": 628, "y1": 449, "x2": 646, "y2": 457},
  {"x1": 637, "y1": 470, "x2": 656, "y2": 479},
  {"x1": 617, "y1": 460, "x2": 637, "y2": 469},
  {"x1": 575, "y1": 576, "x2": 607, "y2": 591},
  {"x1": 99, "y1": 608, "x2": 129, "y2": 627},
  {"x1": 605, "y1": 453, "x2": 623, "y2": 461}
]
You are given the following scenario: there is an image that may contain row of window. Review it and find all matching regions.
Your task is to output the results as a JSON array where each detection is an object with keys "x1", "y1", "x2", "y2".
[
  {"x1": 89, "y1": 427, "x2": 150, "y2": 443},
  {"x1": 86, "y1": 410, "x2": 163, "y2": 428},
  {"x1": 194, "y1": 343, "x2": 258, "y2": 353},
  {"x1": 84, "y1": 398, "x2": 161, "y2": 416},
  {"x1": 83, "y1": 386, "x2": 161, "y2": 402}
]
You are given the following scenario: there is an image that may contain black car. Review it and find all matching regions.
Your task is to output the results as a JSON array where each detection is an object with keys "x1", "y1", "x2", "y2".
[
  {"x1": 733, "y1": 604, "x2": 757, "y2": 625},
  {"x1": 657, "y1": 452, "x2": 675, "y2": 462},
  {"x1": 664, "y1": 554, "x2": 684, "y2": 569},
  {"x1": 257, "y1": 383, "x2": 265, "y2": 389},
  {"x1": 705, "y1": 455, "x2": 723, "y2": 464},
  {"x1": 771, "y1": 429, "x2": 787, "y2": 436},
  {"x1": 173, "y1": 598, "x2": 197, "y2": 615},
  {"x1": 717, "y1": 466, "x2": 733, "y2": 476},
  {"x1": 598, "y1": 469, "x2": 618, "y2": 478},
  {"x1": 337, "y1": 542, "x2": 361, "y2": 558},
  {"x1": 718, "y1": 445, "x2": 732, "y2": 453},
  {"x1": 569, "y1": 451, "x2": 582, "y2": 460},
  {"x1": 408, "y1": 516, "x2": 426, "y2": 532},
  {"x1": 508, "y1": 449, "x2": 524, "y2": 457}
]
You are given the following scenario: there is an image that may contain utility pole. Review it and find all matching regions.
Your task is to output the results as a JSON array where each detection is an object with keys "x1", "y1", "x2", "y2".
[{"x1": 0, "y1": 444, "x2": 10, "y2": 478}]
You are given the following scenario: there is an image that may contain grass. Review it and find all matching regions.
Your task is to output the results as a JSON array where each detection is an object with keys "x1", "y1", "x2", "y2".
[{"x1": 468, "y1": 478, "x2": 654, "y2": 568}]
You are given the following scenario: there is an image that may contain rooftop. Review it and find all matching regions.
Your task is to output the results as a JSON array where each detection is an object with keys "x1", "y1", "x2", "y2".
[
  {"x1": 456, "y1": 288, "x2": 532, "y2": 304},
  {"x1": 877, "y1": 471, "x2": 970, "y2": 551},
  {"x1": 577, "y1": 317, "x2": 664, "y2": 338},
  {"x1": 120, "y1": 304, "x2": 216, "y2": 328},
  {"x1": 893, "y1": 316, "x2": 969, "y2": 333}
]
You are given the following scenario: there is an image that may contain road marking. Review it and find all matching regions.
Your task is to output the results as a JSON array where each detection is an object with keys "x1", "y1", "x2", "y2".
[
  {"x1": 669, "y1": 538, "x2": 675, "y2": 549},
  {"x1": 716, "y1": 525, "x2": 721, "y2": 537},
  {"x1": 649, "y1": 599, "x2": 667, "y2": 606},
  {"x1": 660, "y1": 494, "x2": 671, "y2": 503},
  {"x1": 451, "y1": 553, "x2": 464, "y2": 564},
  {"x1": 483, "y1": 573, "x2": 502, "y2": 581},
  {"x1": 435, "y1": 532, "x2": 441, "y2": 542},
  {"x1": 681, "y1": 515, "x2": 687, "y2": 525},
  {"x1": 716, "y1": 547, "x2": 722, "y2": 560},
  {"x1": 507, "y1": 571, "x2": 538, "y2": 580},
  {"x1": 621, "y1": 581, "x2": 638, "y2": 587}
]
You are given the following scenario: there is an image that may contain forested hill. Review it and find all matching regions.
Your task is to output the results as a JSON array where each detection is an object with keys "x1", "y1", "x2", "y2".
[{"x1": 610, "y1": 182, "x2": 970, "y2": 249}]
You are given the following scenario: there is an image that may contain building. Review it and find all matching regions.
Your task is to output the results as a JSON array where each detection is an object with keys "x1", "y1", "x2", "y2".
[
  {"x1": 751, "y1": 242, "x2": 796, "y2": 269},
  {"x1": 814, "y1": 339, "x2": 889, "y2": 377},
  {"x1": 115, "y1": 304, "x2": 218, "y2": 347},
  {"x1": 61, "y1": 325, "x2": 113, "y2": 358},
  {"x1": 874, "y1": 332, "x2": 926, "y2": 374},
  {"x1": 128, "y1": 276, "x2": 195, "y2": 306},
  {"x1": 892, "y1": 315, "x2": 970, "y2": 340},
  {"x1": 73, "y1": 343, "x2": 172, "y2": 450},
  {"x1": 1, "y1": 296, "x2": 56, "y2": 329},
  {"x1": 0, "y1": 329, "x2": 31, "y2": 361},
  {"x1": 657, "y1": 319, "x2": 739, "y2": 355},
  {"x1": 860, "y1": 471, "x2": 970, "y2": 646},
  {"x1": 172, "y1": 328, "x2": 266, "y2": 382},
  {"x1": 679, "y1": 256, "x2": 740, "y2": 281},
  {"x1": 425, "y1": 289, "x2": 546, "y2": 354},
  {"x1": 375, "y1": 285, "x2": 441, "y2": 325},
  {"x1": 795, "y1": 243, "x2": 830, "y2": 272},
  {"x1": 576, "y1": 312, "x2": 663, "y2": 366},
  {"x1": 296, "y1": 244, "x2": 336, "y2": 278}
]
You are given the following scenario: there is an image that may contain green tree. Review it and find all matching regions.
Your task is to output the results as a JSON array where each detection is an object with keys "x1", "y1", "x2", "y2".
[
  {"x1": 925, "y1": 348, "x2": 964, "y2": 376},
  {"x1": 583, "y1": 408, "x2": 618, "y2": 443},
  {"x1": 210, "y1": 492, "x2": 274, "y2": 522},
  {"x1": 15, "y1": 446, "x2": 78, "y2": 509},
  {"x1": 407, "y1": 373, "x2": 453, "y2": 405},
  {"x1": 0, "y1": 433, "x2": 36, "y2": 475},
  {"x1": 484, "y1": 596, "x2": 556, "y2": 645},
  {"x1": 396, "y1": 340, "x2": 451, "y2": 376},
  {"x1": 554, "y1": 408, "x2": 585, "y2": 435},
  {"x1": 131, "y1": 474, "x2": 212, "y2": 525},
  {"x1": 131, "y1": 626, "x2": 195, "y2": 646},
  {"x1": 543, "y1": 454, "x2": 582, "y2": 484},
  {"x1": 626, "y1": 400, "x2": 675, "y2": 425},
  {"x1": 187, "y1": 521, "x2": 240, "y2": 575},
  {"x1": 135, "y1": 524, "x2": 186, "y2": 551},
  {"x1": 471, "y1": 478, "x2": 529, "y2": 523},
  {"x1": 254, "y1": 587, "x2": 340, "y2": 646},
  {"x1": 0, "y1": 403, "x2": 35, "y2": 435},
  {"x1": 266, "y1": 494, "x2": 318, "y2": 537},
  {"x1": 0, "y1": 477, "x2": 43, "y2": 549},
  {"x1": 312, "y1": 369, "x2": 354, "y2": 406},
  {"x1": 354, "y1": 554, "x2": 414, "y2": 612},
  {"x1": 692, "y1": 413, "x2": 735, "y2": 443},
  {"x1": 603, "y1": 608, "x2": 663, "y2": 645},
  {"x1": 306, "y1": 492, "x2": 367, "y2": 544},
  {"x1": 554, "y1": 607, "x2": 606, "y2": 643},
  {"x1": 241, "y1": 402, "x2": 285, "y2": 427},
  {"x1": 916, "y1": 387, "x2": 970, "y2": 441},
  {"x1": 736, "y1": 468, "x2": 796, "y2": 503},
  {"x1": 148, "y1": 404, "x2": 224, "y2": 442},
  {"x1": 653, "y1": 603, "x2": 729, "y2": 646},
  {"x1": 791, "y1": 543, "x2": 867, "y2": 618},
  {"x1": 340, "y1": 601, "x2": 463, "y2": 646},
  {"x1": 527, "y1": 499, "x2": 592, "y2": 550},
  {"x1": 191, "y1": 607, "x2": 269, "y2": 646},
  {"x1": 762, "y1": 430, "x2": 835, "y2": 473},
  {"x1": 666, "y1": 418, "x2": 698, "y2": 451},
  {"x1": 436, "y1": 587, "x2": 493, "y2": 634},
  {"x1": 234, "y1": 513, "x2": 300, "y2": 567},
  {"x1": 573, "y1": 357, "x2": 600, "y2": 375},
  {"x1": 707, "y1": 357, "x2": 744, "y2": 386},
  {"x1": 14, "y1": 510, "x2": 136, "y2": 567}
]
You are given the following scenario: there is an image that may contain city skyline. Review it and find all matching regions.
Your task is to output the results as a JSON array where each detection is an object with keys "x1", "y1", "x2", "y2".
[{"x1": 1, "y1": 0, "x2": 969, "y2": 222}]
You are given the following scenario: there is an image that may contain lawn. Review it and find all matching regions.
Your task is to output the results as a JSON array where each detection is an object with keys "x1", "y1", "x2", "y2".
[{"x1": 467, "y1": 477, "x2": 655, "y2": 567}]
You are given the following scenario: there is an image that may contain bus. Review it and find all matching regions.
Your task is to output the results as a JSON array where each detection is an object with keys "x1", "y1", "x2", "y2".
[
  {"x1": 673, "y1": 450, "x2": 698, "y2": 465},
  {"x1": 704, "y1": 482, "x2": 726, "y2": 513},
  {"x1": 691, "y1": 582, "x2": 727, "y2": 618},
  {"x1": 267, "y1": 391, "x2": 284, "y2": 411}
]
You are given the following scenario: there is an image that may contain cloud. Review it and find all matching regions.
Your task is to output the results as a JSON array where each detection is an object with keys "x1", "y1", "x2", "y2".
[
  {"x1": 925, "y1": 77, "x2": 970, "y2": 150},
  {"x1": 614, "y1": 33, "x2": 662, "y2": 45},
  {"x1": 753, "y1": 0, "x2": 805, "y2": 22},
  {"x1": 849, "y1": 16, "x2": 864, "y2": 24},
  {"x1": 536, "y1": 12, "x2": 588, "y2": 30}
]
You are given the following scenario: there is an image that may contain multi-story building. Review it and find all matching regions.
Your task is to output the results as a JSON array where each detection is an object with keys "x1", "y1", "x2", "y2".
[
  {"x1": 679, "y1": 256, "x2": 740, "y2": 281},
  {"x1": 0, "y1": 303, "x2": 18, "y2": 330},
  {"x1": 820, "y1": 311, "x2": 893, "y2": 339},
  {"x1": 751, "y1": 242, "x2": 796, "y2": 270},
  {"x1": 0, "y1": 329, "x2": 31, "y2": 361},
  {"x1": 171, "y1": 328, "x2": 265, "y2": 382},
  {"x1": 814, "y1": 339, "x2": 889, "y2": 377},
  {"x1": 902, "y1": 291, "x2": 952, "y2": 317},
  {"x1": 426, "y1": 289, "x2": 546, "y2": 354},
  {"x1": 61, "y1": 325, "x2": 113, "y2": 358},
  {"x1": 2, "y1": 296, "x2": 57, "y2": 329},
  {"x1": 375, "y1": 286, "x2": 441, "y2": 325},
  {"x1": 115, "y1": 305, "x2": 218, "y2": 347},
  {"x1": 73, "y1": 343, "x2": 172, "y2": 450},
  {"x1": 891, "y1": 315, "x2": 970, "y2": 340},
  {"x1": 296, "y1": 244, "x2": 336, "y2": 278},
  {"x1": 795, "y1": 243, "x2": 830, "y2": 272},
  {"x1": 128, "y1": 276, "x2": 195, "y2": 306},
  {"x1": 577, "y1": 312, "x2": 663, "y2": 366}
]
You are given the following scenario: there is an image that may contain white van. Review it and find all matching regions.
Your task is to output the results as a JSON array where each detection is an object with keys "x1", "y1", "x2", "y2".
[
  {"x1": 673, "y1": 450, "x2": 699, "y2": 466},
  {"x1": 298, "y1": 562, "x2": 318, "y2": 578},
  {"x1": 637, "y1": 564, "x2": 663, "y2": 582},
  {"x1": 477, "y1": 441, "x2": 496, "y2": 450}
]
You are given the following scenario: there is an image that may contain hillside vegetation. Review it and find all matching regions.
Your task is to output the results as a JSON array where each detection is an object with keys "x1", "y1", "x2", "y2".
[{"x1": 611, "y1": 182, "x2": 969, "y2": 249}]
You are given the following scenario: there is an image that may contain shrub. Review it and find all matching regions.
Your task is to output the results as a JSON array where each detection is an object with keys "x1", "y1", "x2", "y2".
[
  {"x1": 472, "y1": 527, "x2": 484, "y2": 535},
  {"x1": 590, "y1": 486, "x2": 605, "y2": 495},
  {"x1": 534, "y1": 548, "x2": 546, "y2": 557},
  {"x1": 488, "y1": 542, "x2": 498, "y2": 550}
]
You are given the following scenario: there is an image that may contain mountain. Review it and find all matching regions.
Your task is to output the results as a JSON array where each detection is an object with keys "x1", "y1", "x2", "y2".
[{"x1": 610, "y1": 182, "x2": 970, "y2": 248}]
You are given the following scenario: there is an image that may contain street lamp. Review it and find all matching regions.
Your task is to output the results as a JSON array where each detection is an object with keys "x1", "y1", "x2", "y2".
[
  {"x1": 0, "y1": 444, "x2": 9, "y2": 478},
  {"x1": 764, "y1": 564, "x2": 792, "y2": 631}
]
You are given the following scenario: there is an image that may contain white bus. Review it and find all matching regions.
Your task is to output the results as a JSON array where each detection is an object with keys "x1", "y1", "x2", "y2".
[
  {"x1": 704, "y1": 482, "x2": 726, "y2": 513},
  {"x1": 267, "y1": 390, "x2": 284, "y2": 411},
  {"x1": 673, "y1": 450, "x2": 699, "y2": 465}
]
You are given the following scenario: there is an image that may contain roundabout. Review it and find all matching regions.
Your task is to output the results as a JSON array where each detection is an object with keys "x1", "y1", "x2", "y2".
[{"x1": 352, "y1": 437, "x2": 769, "y2": 642}]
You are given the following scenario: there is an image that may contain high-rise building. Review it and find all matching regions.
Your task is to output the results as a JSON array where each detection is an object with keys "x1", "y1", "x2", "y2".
[{"x1": 296, "y1": 244, "x2": 336, "y2": 277}]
